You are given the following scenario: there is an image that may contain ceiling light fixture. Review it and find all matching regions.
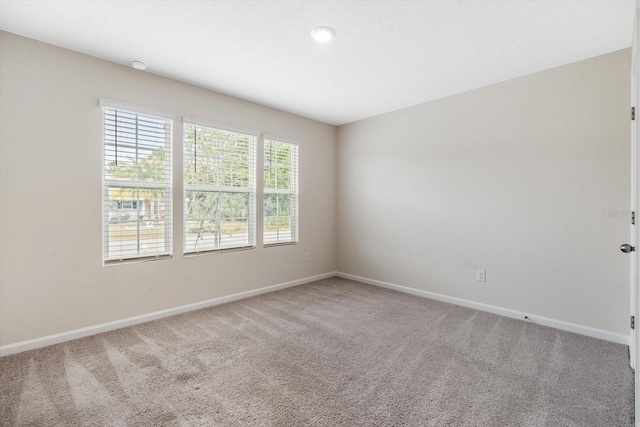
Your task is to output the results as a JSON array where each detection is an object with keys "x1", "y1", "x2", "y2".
[
  {"x1": 311, "y1": 26, "x2": 335, "y2": 43},
  {"x1": 130, "y1": 59, "x2": 147, "y2": 71}
]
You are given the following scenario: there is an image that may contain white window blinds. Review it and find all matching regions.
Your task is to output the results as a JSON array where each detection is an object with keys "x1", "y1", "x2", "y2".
[
  {"x1": 184, "y1": 122, "x2": 257, "y2": 253},
  {"x1": 102, "y1": 105, "x2": 173, "y2": 263},
  {"x1": 264, "y1": 138, "x2": 299, "y2": 245}
]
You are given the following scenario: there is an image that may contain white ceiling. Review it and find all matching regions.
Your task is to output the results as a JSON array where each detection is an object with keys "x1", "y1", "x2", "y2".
[{"x1": 0, "y1": 0, "x2": 635, "y2": 125}]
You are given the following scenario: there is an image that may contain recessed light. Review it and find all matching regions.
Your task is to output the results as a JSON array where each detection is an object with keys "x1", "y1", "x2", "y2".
[
  {"x1": 311, "y1": 26, "x2": 335, "y2": 43},
  {"x1": 130, "y1": 59, "x2": 147, "y2": 71}
]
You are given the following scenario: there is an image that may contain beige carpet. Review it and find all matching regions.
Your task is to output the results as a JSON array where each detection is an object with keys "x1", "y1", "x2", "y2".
[{"x1": 0, "y1": 277, "x2": 634, "y2": 426}]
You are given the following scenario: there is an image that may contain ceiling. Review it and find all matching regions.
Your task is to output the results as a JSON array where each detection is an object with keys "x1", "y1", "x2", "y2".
[{"x1": 0, "y1": 0, "x2": 635, "y2": 125}]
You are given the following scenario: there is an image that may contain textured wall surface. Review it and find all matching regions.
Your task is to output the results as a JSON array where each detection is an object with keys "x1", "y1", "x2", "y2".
[{"x1": 337, "y1": 49, "x2": 631, "y2": 335}]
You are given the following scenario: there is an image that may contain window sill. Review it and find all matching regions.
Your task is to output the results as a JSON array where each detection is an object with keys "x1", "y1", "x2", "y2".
[
  {"x1": 104, "y1": 254, "x2": 173, "y2": 266},
  {"x1": 264, "y1": 241, "x2": 298, "y2": 248},
  {"x1": 184, "y1": 245, "x2": 256, "y2": 258}
]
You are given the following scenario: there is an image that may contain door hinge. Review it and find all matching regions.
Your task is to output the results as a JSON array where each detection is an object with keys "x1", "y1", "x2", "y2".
[
  {"x1": 632, "y1": 316, "x2": 635, "y2": 330},
  {"x1": 632, "y1": 107, "x2": 635, "y2": 121},
  {"x1": 633, "y1": 211, "x2": 636, "y2": 225}
]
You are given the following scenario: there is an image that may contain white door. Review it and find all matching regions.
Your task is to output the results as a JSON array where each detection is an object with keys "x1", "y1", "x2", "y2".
[
  {"x1": 630, "y1": 5, "x2": 638, "y2": 372},
  {"x1": 632, "y1": 3, "x2": 640, "y2": 424}
]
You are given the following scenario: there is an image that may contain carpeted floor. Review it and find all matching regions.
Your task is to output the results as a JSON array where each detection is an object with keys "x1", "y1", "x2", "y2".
[{"x1": 0, "y1": 277, "x2": 634, "y2": 426}]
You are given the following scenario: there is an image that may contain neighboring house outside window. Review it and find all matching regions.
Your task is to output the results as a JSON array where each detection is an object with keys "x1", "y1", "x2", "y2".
[{"x1": 117, "y1": 200, "x2": 138, "y2": 210}]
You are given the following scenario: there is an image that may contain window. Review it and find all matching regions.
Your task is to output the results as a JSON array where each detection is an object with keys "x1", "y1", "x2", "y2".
[
  {"x1": 102, "y1": 103, "x2": 173, "y2": 263},
  {"x1": 117, "y1": 200, "x2": 138, "y2": 210},
  {"x1": 183, "y1": 121, "x2": 256, "y2": 254},
  {"x1": 264, "y1": 138, "x2": 298, "y2": 245}
]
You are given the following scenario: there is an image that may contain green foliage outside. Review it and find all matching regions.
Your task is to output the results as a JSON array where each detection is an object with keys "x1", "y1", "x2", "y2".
[
  {"x1": 105, "y1": 124, "x2": 296, "y2": 246},
  {"x1": 264, "y1": 140, "x2": 292, "y2": 190},
  {"x1": 184, "y1": 125, "x2": 254, "y2": 248},
  {"x1": 264, "y1": 140, "x2": 294, "y2": 232},
  {"x1": 264, "y1": 193, "x2": 292, "y2": 231},
  {"x1": 107, "y1": 149, "x2": 167, "y2": 220},
  {"x1": 104, "y1": 110, "x2": 170, "y2": 220}
]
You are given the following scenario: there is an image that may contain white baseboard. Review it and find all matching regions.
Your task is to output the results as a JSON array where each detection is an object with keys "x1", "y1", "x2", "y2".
[
  {"x1": 0, "y1": 271, "x2": 338, "y2": 357},
  {"x1": 3, "y1": 270, "x2": 628, "y2": 356},
  {"x1": 337, "y1": 272, "x2": 630, "y2": 346}
]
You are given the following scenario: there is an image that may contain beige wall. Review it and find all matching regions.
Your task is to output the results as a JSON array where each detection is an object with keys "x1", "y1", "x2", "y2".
[
  {"x1": 0, "y1": 32, "x2": 337, "y2": 346},
  {"x1": 337, "y1": 49, "x2": 632, "y2": 335}
]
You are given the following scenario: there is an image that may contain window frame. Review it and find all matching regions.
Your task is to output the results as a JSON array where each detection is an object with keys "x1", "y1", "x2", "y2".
[
  {"x1": 100, "y1": 99, "x2": 174, "y2": 265},
  {"x1": 182, "y1": 117, "x2": 258, "y2": 256},
  {"x1": 263, "y1": 136, "x2": 299, "y2": 247}
]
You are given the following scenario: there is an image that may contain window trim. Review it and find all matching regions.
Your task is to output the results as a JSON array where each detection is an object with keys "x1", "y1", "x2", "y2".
[
  {"x1": 101, "y1": 101, "x2": 174, "y2": 265},
  {"x1": 100, "y1": 98, "x2": 175, "y2": 121},
  {"x1": 183, "y1": 119, "x2": 258, "y2": 255},
  {"x1": 182, "y1": 116, "x2": 260, "y2": 138},
  {"x1": 262, "y1": 133, "x2": 300, "y2": 146}
]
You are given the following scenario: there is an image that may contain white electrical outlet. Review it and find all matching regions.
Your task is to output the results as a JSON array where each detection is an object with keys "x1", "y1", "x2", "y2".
[
  {"x1": 476, "y1": 269, "x2": 486, "y2": 282},
  {"x1": 304, "y1": 252, "x2": 310, "y2": 262}
]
